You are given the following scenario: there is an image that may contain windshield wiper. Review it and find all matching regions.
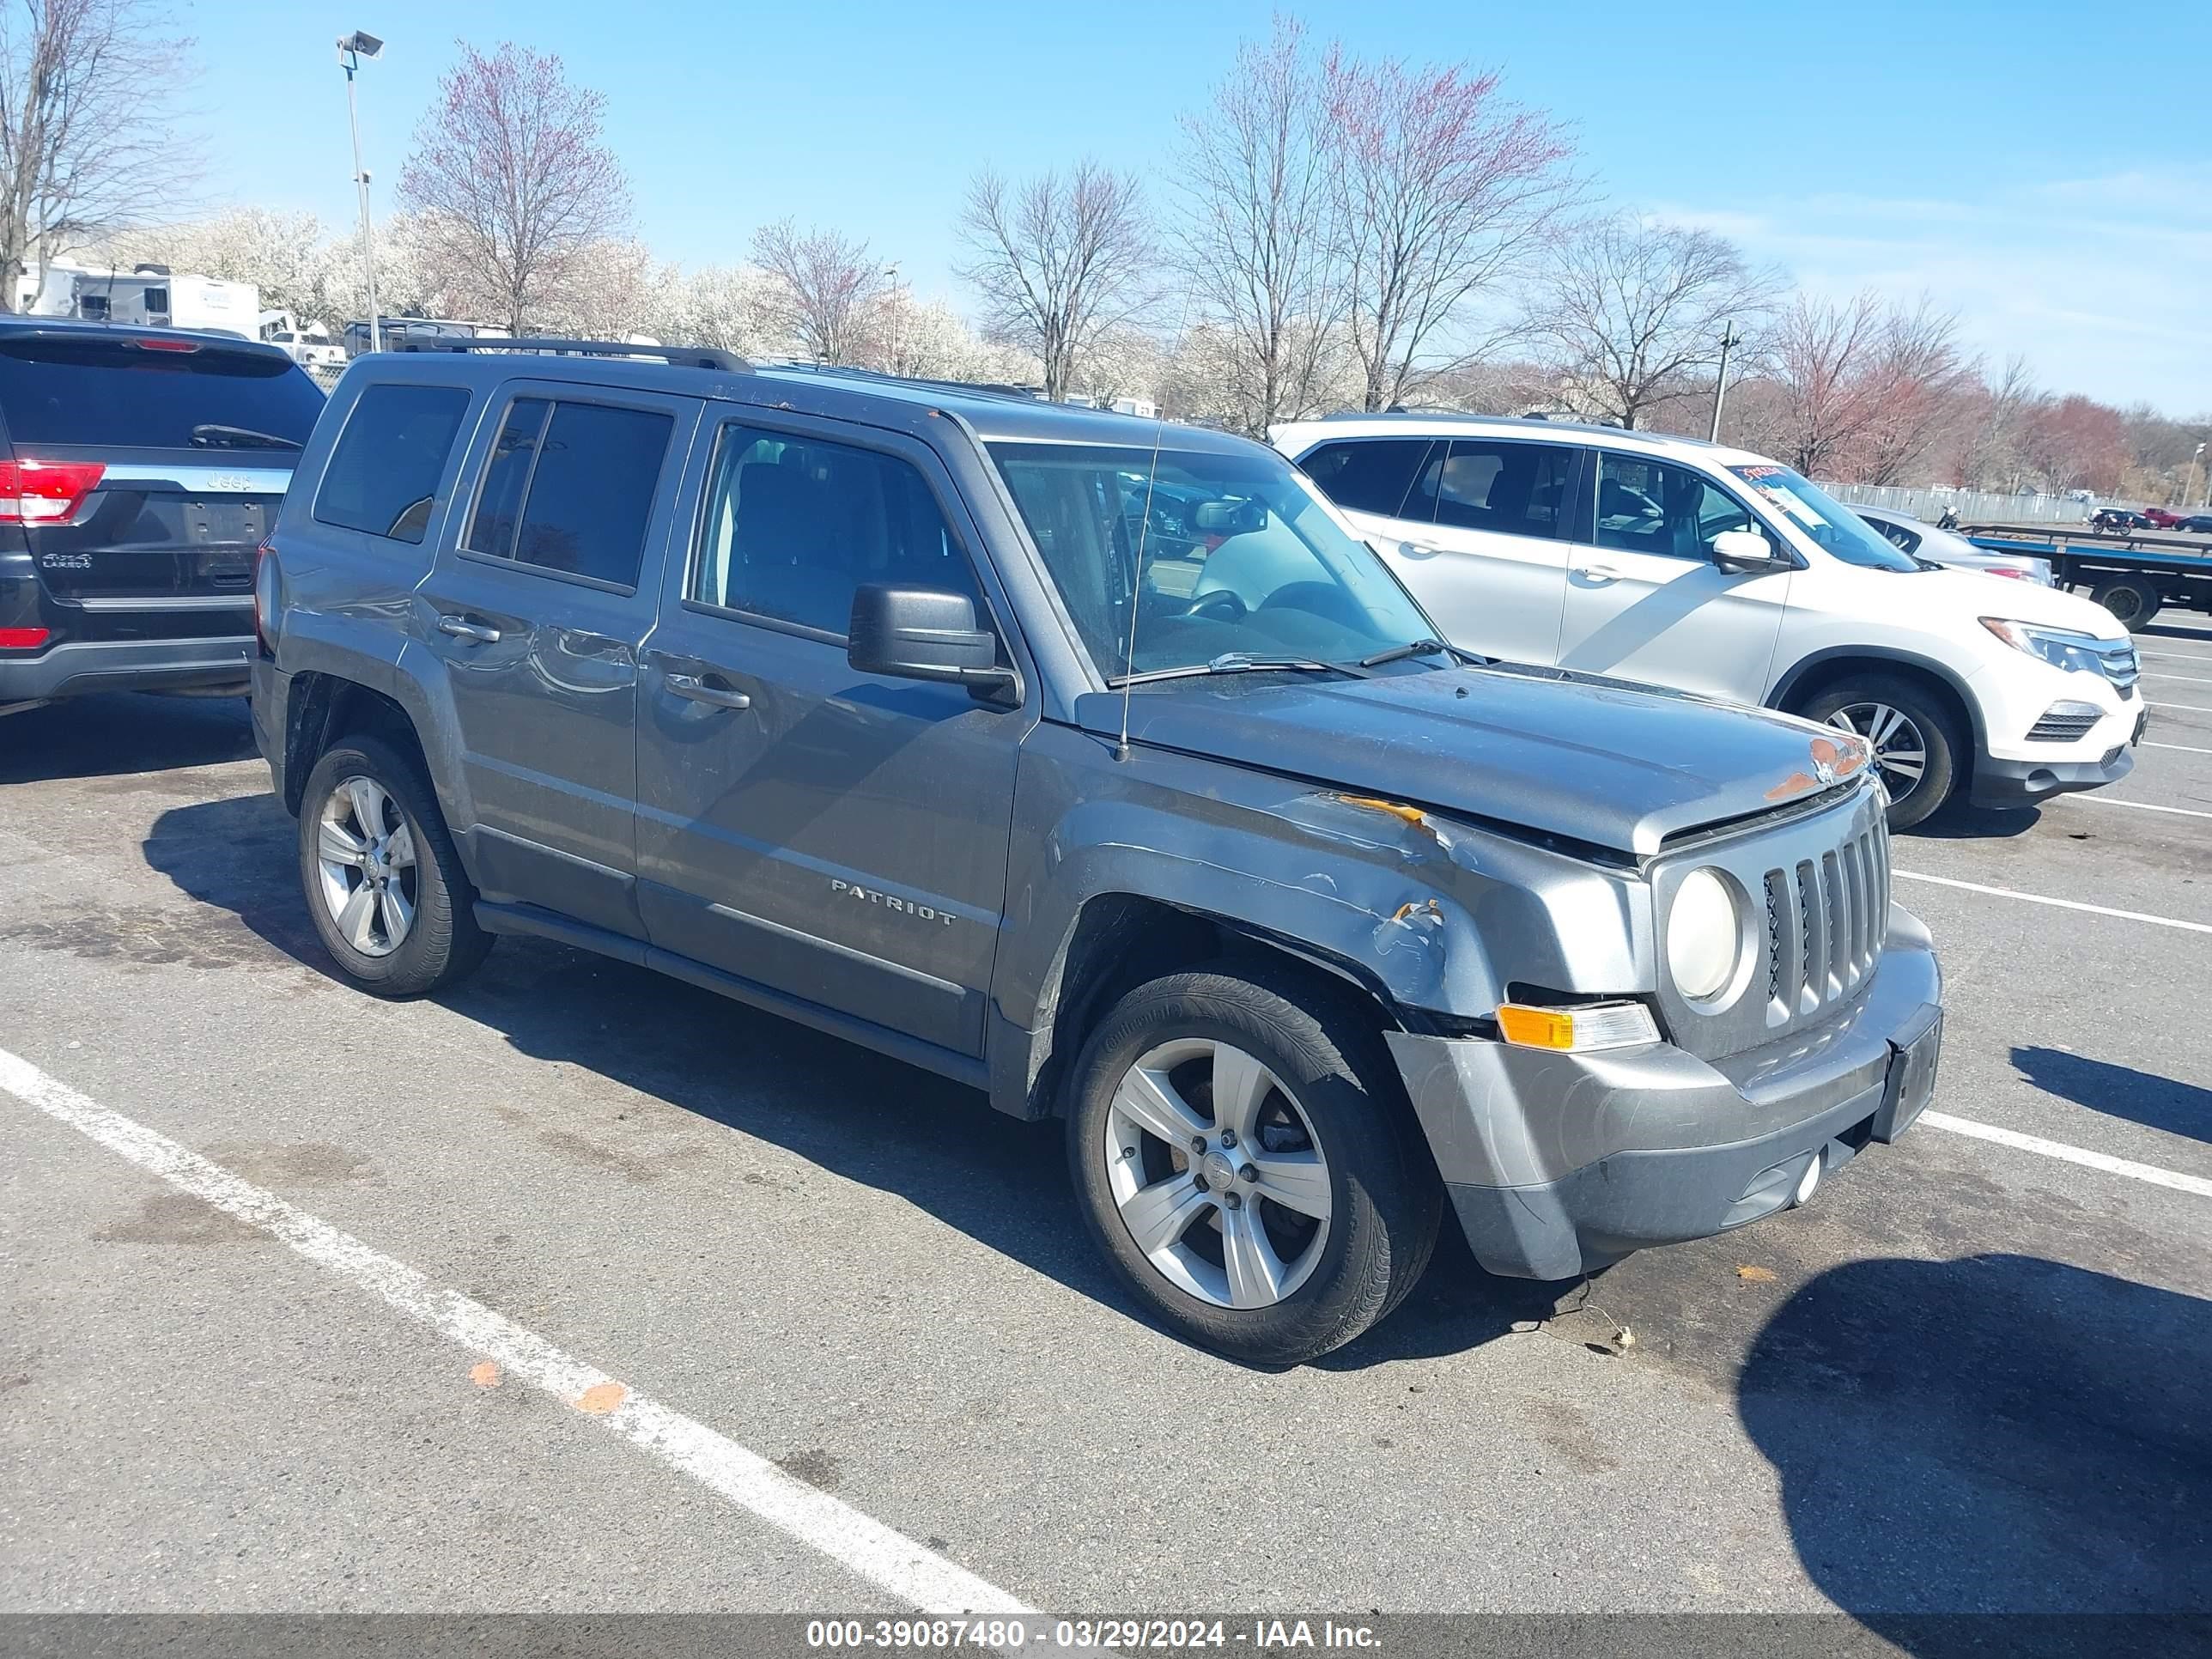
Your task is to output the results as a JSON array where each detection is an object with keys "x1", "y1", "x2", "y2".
[
  {"x1": 191, "y1": 423, "x2": 302, "y2": 451},
  {"x1": 1110, "y1": 652, "x2": 1370, "y2": 688},
  {"x1": 1356, "y1": 637, "x2": 1485, "y2": 669}
]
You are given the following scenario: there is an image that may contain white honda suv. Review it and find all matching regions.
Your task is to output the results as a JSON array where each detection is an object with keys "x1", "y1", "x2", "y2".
[{"x1": 1274, "y1": 415, "x2": 2143, "y2": 827}]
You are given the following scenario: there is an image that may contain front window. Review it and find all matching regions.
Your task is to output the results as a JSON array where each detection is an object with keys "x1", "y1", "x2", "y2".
[
  {"x1": 988, "y1": 441, "x2": 1436, "y2": 681},
  {"x1": 1728, "y1": 465, "x2": 1921, "y2": 571}
]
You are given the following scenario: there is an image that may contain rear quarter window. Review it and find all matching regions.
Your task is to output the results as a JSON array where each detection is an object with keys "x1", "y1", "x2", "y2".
[
  {"x1": 1296, "y1": 439, "x2": 1437, "y2": 520},
  {"x1": 313, "y1": 384, "x2": 472, "y2": 545},
  {"x1": 0, "y1": 334, "x2": 327, "y2": 449}
]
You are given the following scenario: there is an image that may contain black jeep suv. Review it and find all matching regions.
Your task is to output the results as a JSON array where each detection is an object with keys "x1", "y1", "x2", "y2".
[{"x1": 0, "y1": 316, "x2": 325, "y2": 712}]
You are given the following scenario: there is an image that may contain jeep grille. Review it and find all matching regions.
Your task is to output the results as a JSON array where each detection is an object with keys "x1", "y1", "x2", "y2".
[{"x1": 1652, "y1": 785, "x2": 1891, "y2": 1063}]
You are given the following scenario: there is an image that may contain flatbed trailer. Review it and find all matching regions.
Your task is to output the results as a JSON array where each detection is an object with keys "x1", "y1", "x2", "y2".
[{"x1": 1962, "y1": 525, "x2": 2212, "y2": 627}]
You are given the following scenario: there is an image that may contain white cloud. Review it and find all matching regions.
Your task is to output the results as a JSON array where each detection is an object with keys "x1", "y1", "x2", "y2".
[{"x1": 1653, "y1": 174, "x2": 2212, "y2": 412}]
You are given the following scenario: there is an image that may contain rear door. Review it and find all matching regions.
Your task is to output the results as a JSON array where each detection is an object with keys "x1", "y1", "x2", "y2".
[
  {"x1": 1394, "y1": 437, "x2": 1582, "y2": 664},
  {"x1": 0, "y1": 328, "x2": 325, "y2": 650},
  {"x1": 1555, "y1": 451, "x2": 1791, "y2": 705},
  {"x1": 416, "y1": 380, "x2": 697, "y2": 939}
]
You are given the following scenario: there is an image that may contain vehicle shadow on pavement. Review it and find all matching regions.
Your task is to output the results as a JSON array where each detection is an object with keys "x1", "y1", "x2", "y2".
[
  {"x1": 1910, "y1": 799, "x2": 2040, "y2": 840},
  {"x1": 1741, "y1": 1253, "x2": 2210, "y2": 1647},
  {"x1": 143, "y1": 789, "x2": 1144, "y2": 1317},
  {"x1": 2010, "y1": 1045, "x2": 2211, "y2": 1146},
  {"x1": 0, "y1": 692, "x2": 256, "y2": 783}
]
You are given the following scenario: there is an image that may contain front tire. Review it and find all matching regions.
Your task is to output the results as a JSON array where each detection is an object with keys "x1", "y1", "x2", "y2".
[
  {"x1": 1066, "y1": 965, "x2": 1442, "y2": 1365},
  {"x1": 298, "y1": 736, "x2": 491, "y2": 997},
  {"x1": 1798, "y1": 675, "x2": 1963, "y2": 830}
]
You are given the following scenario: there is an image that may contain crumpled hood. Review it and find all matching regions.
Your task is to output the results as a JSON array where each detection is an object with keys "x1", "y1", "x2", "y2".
[{"x1": 1075, "y1": 664, "x2": 1868, "y2": 858}]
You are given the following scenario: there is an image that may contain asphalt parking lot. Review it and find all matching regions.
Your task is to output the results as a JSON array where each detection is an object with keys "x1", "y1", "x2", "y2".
[{"x1": 3, "y1": 628, "x2": 2208, "y2": 1639}]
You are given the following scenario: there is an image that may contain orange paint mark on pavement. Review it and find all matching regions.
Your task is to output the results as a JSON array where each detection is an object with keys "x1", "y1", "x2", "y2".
[
  {"x1": 577, "y1": 1382, "x2": 628, "y2": 1414},
  {"x1": 470, "y1": 1361, "x2": 501, "y2": 1388}
]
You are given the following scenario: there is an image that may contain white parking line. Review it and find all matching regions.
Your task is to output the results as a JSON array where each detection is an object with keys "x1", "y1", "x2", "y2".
[
  {"x1": 2137, "y1": 647, "x2": 2212, "y2": 661},
  {"x1": 2147, "y1": 672, "x2": 2212, "y2": 685},
  {"x1": 0, "y1": 1046, "x2": 1038, "y2": 1624},
  {"x1": 2144, "y1": 741, "x2": 2212, "y2": 756},
  {"x1": 2150, "y1": 701, "x2": 2212, "y2": 714},
  {"x1": 1923, "y1": 1112, "x2": 2212, "y2": 1200},
  {"x1": 2059, "y1": 794, "x2": 2212, "y2": 821},
  {"x1": 1891, "y1": 869, "x2": 2212, "y2": 934}
]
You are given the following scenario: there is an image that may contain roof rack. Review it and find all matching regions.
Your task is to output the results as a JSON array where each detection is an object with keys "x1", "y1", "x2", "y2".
[
  {"x1": 760, "y1": 360, "x2": 1048, "y2": 404},
  {"x1": 389, "y1": 336, "x2": 752, "y2": 374}
]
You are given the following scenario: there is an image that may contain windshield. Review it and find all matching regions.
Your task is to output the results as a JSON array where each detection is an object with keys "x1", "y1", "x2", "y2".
[
  {"x1": 1728, "y1": 465, "x2": 1921, "y2": 571},
  {"x1": 988, "y1": 441, "x2": 1436, "y2": 681}
]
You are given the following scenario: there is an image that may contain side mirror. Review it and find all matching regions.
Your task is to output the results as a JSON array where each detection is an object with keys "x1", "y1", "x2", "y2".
[
  {"x1": 1711, "y1": 528, "x2": 1792, "y2": 575},
  {"x1": 848, "y1": 584, "x2": 1017, "y2": 696}
]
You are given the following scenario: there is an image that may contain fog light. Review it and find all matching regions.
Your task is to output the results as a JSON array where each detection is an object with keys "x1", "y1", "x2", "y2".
[
  {"x1": 1792, "y1": 1156, "x2": 1822, "y2": 1206},
  {"x1": 1495, "y1": 1000, "x2": 1659, "y2": 1053}
]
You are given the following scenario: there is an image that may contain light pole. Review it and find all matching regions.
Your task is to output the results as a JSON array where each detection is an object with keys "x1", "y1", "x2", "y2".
[
  {"x1": 1708, "y1": 319, "x2": 1742, "y2": 443},
  {"x1": 2184, "y1": 441, "x2": 2205, "y2": 512},
  {"x1": 337, "y1": 30, "x2": 385, "y2": 354},
  {"x1": 881, "y1": 261, "x2": 903, "y2": 375}
]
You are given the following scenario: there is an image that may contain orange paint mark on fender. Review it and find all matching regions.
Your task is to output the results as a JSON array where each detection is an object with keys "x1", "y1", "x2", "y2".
[
  {"x1": 1340, "y1": 795, "x2": 1427, "y2": 826},
  {"x1": 470, "y1": 1361, "x2": 501, "y2": 1389},
  {"x1": 1765, "y1": 770, "x2": 1817, "y2": 802},
  {"x1": 577, "y1": 1382, "x2": 628, "y2": 1414}
]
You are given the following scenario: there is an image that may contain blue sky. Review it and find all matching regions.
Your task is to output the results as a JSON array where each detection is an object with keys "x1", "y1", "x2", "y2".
[{"x1": 195, "y1": 0, "x2": 2209, "y2": 411}]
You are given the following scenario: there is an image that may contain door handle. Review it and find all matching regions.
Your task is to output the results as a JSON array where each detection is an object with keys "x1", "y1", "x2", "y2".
[
  {"x1": 665, "y1": 672, "x2": 751, "y2": 711},
  {"x1": 437, "y1": 615, "x2": 502, "y2": 644},
  {"x1": 1398, "y1": 540, "x2": 1443, "y2": 559},
  {"x1": 1580, "y1": 563, "x2": 1625, "y2": 582}
]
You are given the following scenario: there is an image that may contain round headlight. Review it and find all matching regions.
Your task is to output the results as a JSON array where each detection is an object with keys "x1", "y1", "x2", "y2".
[{"x1": 1668, "y1": 868, "x2": 1741, "y2": 1003}]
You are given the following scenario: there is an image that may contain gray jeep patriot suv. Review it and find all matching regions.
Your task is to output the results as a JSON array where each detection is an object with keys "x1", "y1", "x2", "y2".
[{"x1": 252, "y1": 341, "x2": 1943, "y2": 1364}]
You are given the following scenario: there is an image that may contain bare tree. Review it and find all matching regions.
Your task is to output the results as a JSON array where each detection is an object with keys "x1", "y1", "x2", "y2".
[
  {"x1": 1322, "y1": 48, "x2": 1576, "y2": 412},
  {"x1": 750, "y1": 220, "x2": 887, "y2": 365},
  {"x1": 1173, "y1": 17, "x2": 1341, "y2": 434},
  {"x1": 956, "y1": 160, "x2": 1152, "y2": 402},
  {"x1": 1855, "y1": 298, "x2": 1977, "y2": 485},
  {"x1": 398, "y1": 41, "x2": 630, "y2": 334},
  {"x1": 1526, "y1": 214, "x2": 1780, "y2": 429},
  {"x1": 1952, "y1": 355, "x2": 2040, "y2": 491},
  {"x1": 1765, "y1": 291, "x2": 1889, "y2": 477},
  {"x1": 0, "y1": 0, "x2": 193, "y2": 310}
]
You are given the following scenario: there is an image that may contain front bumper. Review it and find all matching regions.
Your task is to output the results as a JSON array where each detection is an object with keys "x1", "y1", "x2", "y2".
[
  {"x1": 1387, "y1": 908, "x2": 1942, "y2": 1280},
  {"x1": 1971, "y1": 705, "x2": 2145, "y2": 809},
  {"x1": 0, "y1": 634, "x2": 254, "y2": 707}
]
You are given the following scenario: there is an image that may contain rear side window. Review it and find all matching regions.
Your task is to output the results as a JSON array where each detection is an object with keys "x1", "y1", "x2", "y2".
[
  {"x1": 313, "y1": 384, "x2": 471, "y2": 544},
  {"x1": 1296, "y1": 440, "x2": 1437, "y2": 520},
  {"x1": 463, "y1": 398, "x2": 672, "y2": 588},
  {"x1": 1431, "y1": 440, "x2": 1577, "y2": 538},
  {"x1": 0, "y1": 333, "x2": 327, "y2": 449}
]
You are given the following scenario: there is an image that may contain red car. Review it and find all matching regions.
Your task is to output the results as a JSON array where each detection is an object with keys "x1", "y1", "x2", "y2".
[{"x1": 2141, "y1": 506, "x2": 2184, "y2": 528}]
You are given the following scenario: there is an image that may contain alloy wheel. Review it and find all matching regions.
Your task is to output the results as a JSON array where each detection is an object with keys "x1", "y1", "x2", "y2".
[
  {"x1": 1101, "y1": 1037, "x2": 1333, "y2": 1310},
  {"x1": 313, "y1": 775, "x2": 419, "y2": 958},
  {"x1": 1824, "y1": 702, "x2": 1927, "y2": 803}
]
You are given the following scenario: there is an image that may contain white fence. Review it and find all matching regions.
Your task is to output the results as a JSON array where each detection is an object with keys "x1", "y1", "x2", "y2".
[{"x1": 1819, "y1": 482, "x2": 2089, "y2": 526}]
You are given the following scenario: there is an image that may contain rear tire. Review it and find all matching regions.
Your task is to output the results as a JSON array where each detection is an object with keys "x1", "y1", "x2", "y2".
[
  {"x1": 2090, "y1": 575, "x2": 2160, "y2": 627},
  {"x1": 1797, "y1": 675, "x2": 1963, "y2": 830},
  {"x1": 1065, "y1": 964, "x2": 1442, "y2": 1365},
  {"x1": 298, "y1": 735, "x2": 492, "y2": 998}
]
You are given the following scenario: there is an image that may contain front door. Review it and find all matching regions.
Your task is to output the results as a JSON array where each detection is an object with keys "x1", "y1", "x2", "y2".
[
  {"x1": 417, "y1": 381, "x2": 696, "y2": 937},
  {"x1": 634, "y1": 410, "x2": 1030, "y2": 1059},
  {"x1": 1555, "y1": 452, "x2": 1791, "y2": 705}
]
